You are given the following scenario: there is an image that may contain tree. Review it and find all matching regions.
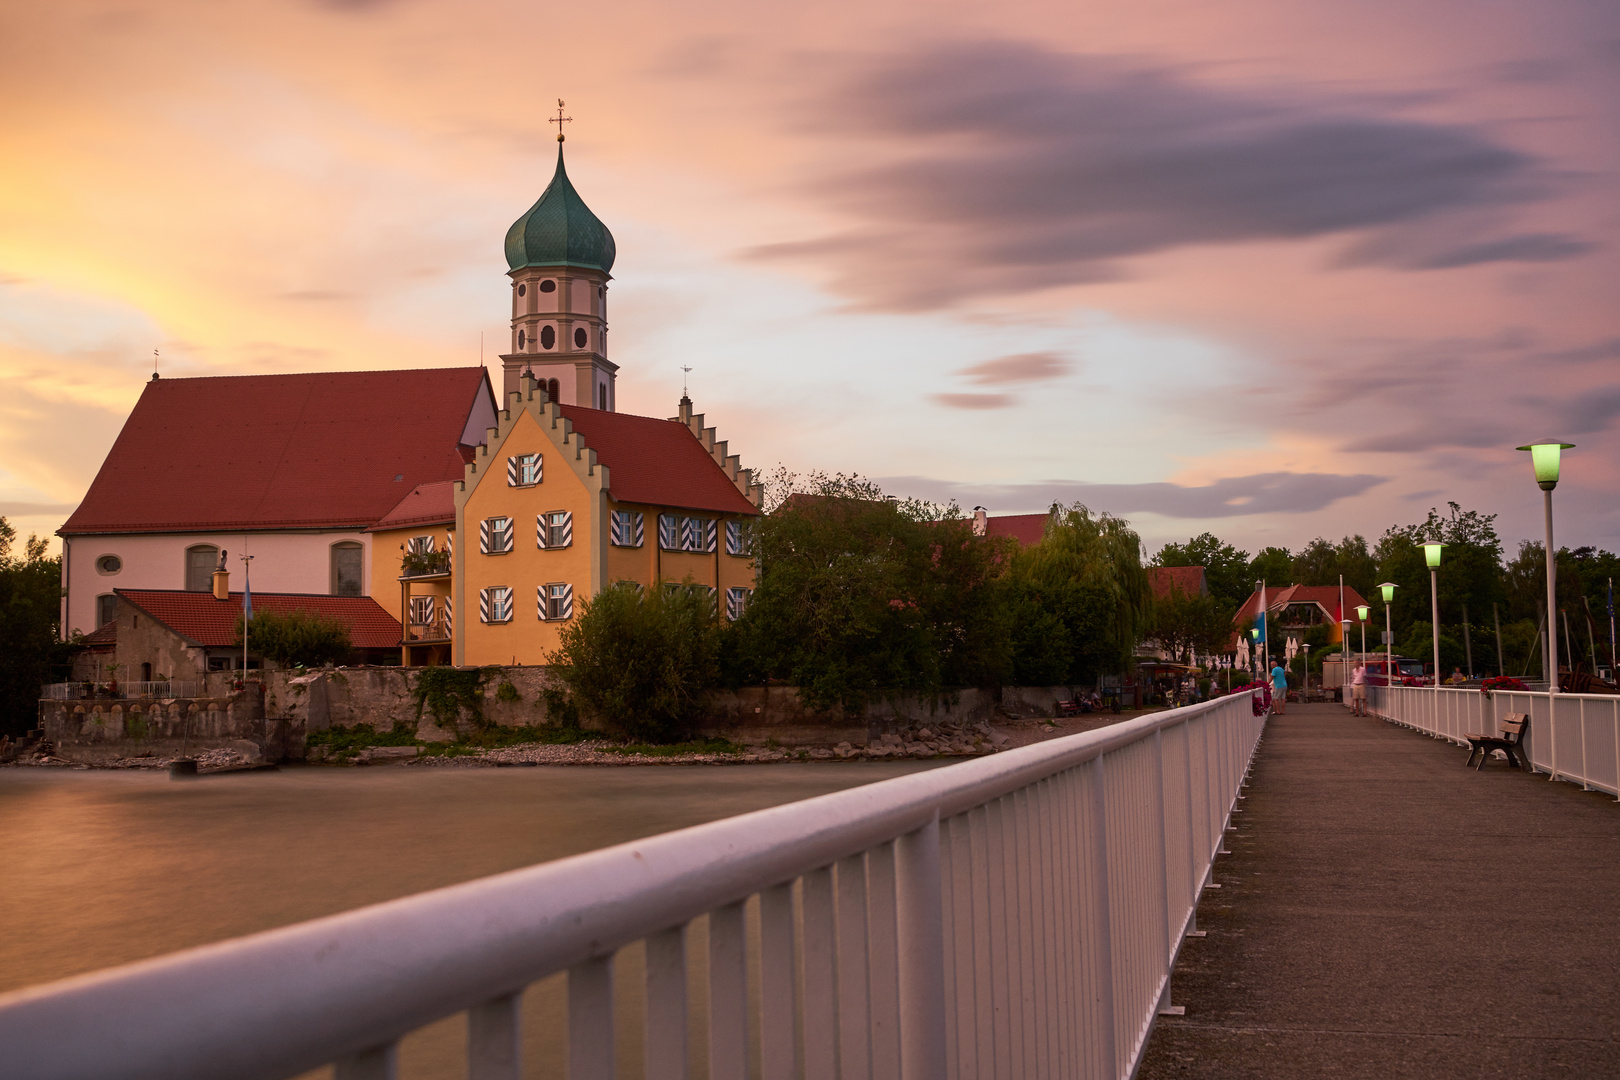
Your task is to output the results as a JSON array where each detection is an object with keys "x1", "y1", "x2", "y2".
[
  {"x1": 740, "y1": 473, "x2": 1010, "y2": 711},
  {"x1": 1011, "y1": 503, "x2": 1153, "y2": 680},
  {"x1": 1290, "y1": 535, "x2": 1377, "y2": 598},
  {"x1": 1248, "y1": 546, "x2": 1291, "y2": 589},
  {"x1": 1149, "y1": 585, "x2": 1231, "y2": 664},
  {"x1": 235, "y1": 608, "x2": 353, "y2": 667},
  {"x1": 1376, "y1": 502, "x2": 1504, "y2": 648},
  {"x1": 548, "y1": 582, "x2": 720, "y2": 742},
  {"x1": 0, "y1": 519, "x2": 66, "y2": 739},
  {"x1": 1154, "y1": 532, "x2": 1251, "y2": 608}
]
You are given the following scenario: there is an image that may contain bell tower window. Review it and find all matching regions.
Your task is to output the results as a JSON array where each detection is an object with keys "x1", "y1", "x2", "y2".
[
  {"x1": 574, "y1": 327, "x2": 588, "y2": 349},
  {"x1": 517, "y1": 282, "x2": 526, "y2": 297},
  {"x1": 539, "y1": 279, "x2": 556, "y2": 293},
  {"x1": 518, "y1": 329, "x2": 526, "y2": 348},
  {"x1": 540, "y1": 325, "x2": 556, "y2": 349}
]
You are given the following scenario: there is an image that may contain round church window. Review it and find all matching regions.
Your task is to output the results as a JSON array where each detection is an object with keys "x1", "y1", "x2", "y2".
[
  {"x1": 97, "y1": 555, "x2": 121, "y2": 574},
  {"x1": 574, "y1": 328, "x2": 588, "y2": 349},
  {"x1": 539, "y1": 279, "x2": 557, "y2": 293},
  {"x1": 517, "y1": 283, "x2": 526, "y2": 297},
  {"x1": 540, "y1": 325, "x2": 556, "y2": 349}
]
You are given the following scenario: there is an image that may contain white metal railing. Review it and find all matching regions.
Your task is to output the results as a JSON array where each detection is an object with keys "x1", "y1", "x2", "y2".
[
  {"x1": 40, "y1": 681, "x2": 203, "y2": 701},
  {"x1": 1369, "y1": 684, "x2": 1620, "y2": 799},
  {"x1": 0, "y1": 694, "x2": 1264, "y2": 1080}
]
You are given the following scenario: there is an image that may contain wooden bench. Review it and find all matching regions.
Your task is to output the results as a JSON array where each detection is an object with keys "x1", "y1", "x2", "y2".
[
  {"x1": 1055, "y1": 698, "x2": 1081, "y2": 717},
  {"x1": 1465, "y1": 713, "x2": 1529, "y2": 771}
]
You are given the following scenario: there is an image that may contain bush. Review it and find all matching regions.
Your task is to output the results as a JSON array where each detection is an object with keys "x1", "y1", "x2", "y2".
[
  {"x1": 547, "y1": 582, "x2": 720, "y2": 742},
  {"x1": 235, "y1": 608, "x2": 352, "y2": 667}
]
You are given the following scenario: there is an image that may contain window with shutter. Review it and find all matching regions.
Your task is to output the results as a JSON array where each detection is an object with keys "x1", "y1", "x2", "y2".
[
  {"x1": 659, "y1": 514, "x2": 680, "y2": 550},
  {"x1": 611, "y1": 510, "x2": 645, "y2": 548},
  {"x1": 725, "y1": 521, "x2": 752, "y2": 557},
  {"x1": 482, "y1": 517, "x2": 513, "y2": 554},
  {"x1": 543, "y1": 511, "x2": 572, "y2": 548},
  {"x1": 409, "y1": 596, "x2": 436, "y2": 624},
  {"x1": 681, "y1": 517, "x2": 703, "y2": 552},
  {"x1": 726, "y1": 587, "x2": 751, "y2": 621},
  {"x1": 541, "y1": 582, "x2": 574, "y2": 620},
  {"x1": 702, "y1": 519, "x2": 718, "y2": 554},
  {"x1": 480, "y1": 586, "x2": 513, "y2": 623},
  {"x1": 407, "y1": 535, "x2": 435, "y2": 555}
]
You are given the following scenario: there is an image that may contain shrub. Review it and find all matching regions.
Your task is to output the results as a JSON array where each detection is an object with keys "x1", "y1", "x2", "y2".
[
  {"x1": 235, "y1": 608, "x2": 352, "y2": 667},
  {"x1": 547, "y1": 582, "x2": 721, "y2": 742}
]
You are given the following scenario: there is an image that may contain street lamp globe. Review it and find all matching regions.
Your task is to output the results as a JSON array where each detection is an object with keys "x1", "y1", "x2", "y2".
[
  {"x1": 1515, "y1": 440, "x2": 1574, "y2": 491},
  {"x1": 1421, "y1": 542, "x2": 1444, "y2": 569},
  {"x1": 1356, "y1": 605, "x2": 1370, "y2": 622},
  {"x1": 1379, "y1": 582, "x2": 1398, "y2": 604}
]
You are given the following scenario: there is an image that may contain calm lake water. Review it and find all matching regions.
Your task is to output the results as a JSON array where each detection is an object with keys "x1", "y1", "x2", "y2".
[{"x1": 1, "y1": 760, "x2": 938, "y2": 1078}]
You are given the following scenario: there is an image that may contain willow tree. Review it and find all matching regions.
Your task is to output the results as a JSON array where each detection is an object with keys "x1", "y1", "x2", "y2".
[{"x1": 1008, "y1": 503, "x2": 1153, "y2": 680}]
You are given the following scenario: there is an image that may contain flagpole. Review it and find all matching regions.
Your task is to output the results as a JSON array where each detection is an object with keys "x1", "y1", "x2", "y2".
[{"x1": 241, "y1": 553, "x2": 254, "y2": 674}]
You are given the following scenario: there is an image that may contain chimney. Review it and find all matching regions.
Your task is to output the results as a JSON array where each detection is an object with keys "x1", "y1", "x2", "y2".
[
  {"x1": 972, "y1": 506, "x2": 988, "y2": 537},
  {"x1": 212, "y1": 569, "x2": 230, "y2": 601}
]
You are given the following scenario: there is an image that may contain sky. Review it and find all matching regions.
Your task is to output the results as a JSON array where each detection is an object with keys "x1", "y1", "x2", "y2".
[{"x1": 2, "y1": 0, "x2": 1617, "y2": 561}]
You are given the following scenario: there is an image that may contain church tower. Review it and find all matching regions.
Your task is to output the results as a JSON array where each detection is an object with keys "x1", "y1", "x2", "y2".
[{"x1": 500, "y1": 126, "x2": 617, "y2": 408}]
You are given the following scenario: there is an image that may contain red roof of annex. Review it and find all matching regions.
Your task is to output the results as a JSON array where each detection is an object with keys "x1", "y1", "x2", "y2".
[
  {"x1": 561, "y1": 405, "x2": 760, "y2": 516},
  {"x1": 115, "y1": 589, "x2": 403, "y2": 649},
  {"x1": 62, "y1": 368, "x2": 493, "y2": 536}
]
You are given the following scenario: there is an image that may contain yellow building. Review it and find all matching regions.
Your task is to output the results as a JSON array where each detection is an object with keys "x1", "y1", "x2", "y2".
[
  {"x1": 367, "y1": 481, "x2": 458, "y2": 666},
  {"x1": 452, "y1": 374, "x2": 762, "y2": 665}
]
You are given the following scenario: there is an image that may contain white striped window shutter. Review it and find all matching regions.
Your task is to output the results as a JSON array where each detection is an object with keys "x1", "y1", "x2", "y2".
[
  {"x1": 560, "y1": 583, "x2": 574, "y2": 620},
  {"x1": 536, "y1": 584, "x2": 548, "y2": 621},
  {"x1": 490, "y1": 517, "x2": 513, "y2": 553},
  {"x1": 659, "y1": 514, "x2": 680, "y2": 550},
  {"x1": 506, "y1": 456, "x2": 519, "y2": 486},
  {"x1": 479, "y1": 519, "x2": 491, "y2": 554},
  {"x1": 725, "y1": 521, "x2": 751, "y2": 557},
  {"x1": 444, "y1": 597, "x2": 452, "y2": 632},
  {"x1": 703, "y1": 519, "x2": 718, "y2": 553},
  {"x1": 479, "y1": 587, "x2": 492, "y2": 623},
  {"x1": 557, "y1": 511, "x2": 573, "y2": 548},
  {"x1": 634, "y1": 513, "x2": 645, "y2": 547},
  {"x1": 535, "y1": 513, "x2": 548, "y2": 550},
  {"x1": 610, "y1": 511, "x2": 626, "y2": 546},
  {"x1": 681, "y1": 517, "x2": 701, "y2": 552},
  {"x1": 445, "y1": 533, "x2": 453, "y2": 558},
  {"x1": 507, "y1": 454, "x2": 542, "y2": 486},
  {"x1": 726, "y1": 586, "x2": 750, "y2": 621}
]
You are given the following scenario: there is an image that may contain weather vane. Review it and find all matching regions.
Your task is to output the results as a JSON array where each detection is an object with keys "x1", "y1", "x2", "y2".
[
  {"x1": 681, "y1": 365, "x2": 692, "y2": 395},
  {"x1": 550, "y1": 99, "x2": 571, "y2": 142},
  {"x1": 152, "y1": 348, "x2": 159, "y2": 381}
]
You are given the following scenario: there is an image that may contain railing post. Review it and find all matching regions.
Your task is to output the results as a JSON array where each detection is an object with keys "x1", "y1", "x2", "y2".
[
  {"x1": 708, "y1": 902, "x2": 748, "y2": 1080},
  {"x1": 336, "y1": 1042, "x2": 400, "y2": 1080},
  {"x1": 568, "y1": 956, "x2": 614, "y2": 1080},
  {"x1": 896, "y1": 813, "x2": 946, "y2": 1080},
  {"x1": 468, "y1": 992, "x2": 522, "y2": 1080},
  {"x1": 1088, "y1": 754, "x2": 1119, "y2": 1077},
  {"x1": 644, "y1": 926, "x2": 688, "y2": 1080}
]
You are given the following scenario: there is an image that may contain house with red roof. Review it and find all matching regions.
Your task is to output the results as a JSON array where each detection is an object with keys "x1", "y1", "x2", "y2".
[
  {"x1": 106, "y1": 589, "x2": 403, "y2": 681},
  {"x1": 454, "y1": 374, "x2": 762, "y2": 665},
  {"x1": 1233, "y1": 583, "x2": 1369, "y2": 651},
  {"x1": 57, "y1": 367, "x2": 498, "y2": 643}
]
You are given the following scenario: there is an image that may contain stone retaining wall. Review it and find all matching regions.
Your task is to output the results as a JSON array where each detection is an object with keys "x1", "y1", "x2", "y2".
[{"x1": 39, "y1": 666, "x2": 1086, "y2": 763}]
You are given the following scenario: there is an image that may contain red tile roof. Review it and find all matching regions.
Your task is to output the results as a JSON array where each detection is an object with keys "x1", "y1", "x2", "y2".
[
  {"x1": 560, "y1": 406, "x2": 760, "y2": 516},
  {"x1": 1147, "y1": 565, "x2": 1208, "y2": 600},
  {"x1": 80, "y1": 623, "x2": 118, "y2": 647},
  {"x1": 983, "y1": 513, "x2": 1048, "y2": 546},
  {"x1": 116, "y1": 589, "x2": 403, "y2": 649},
  {"x1": 1234, "y1": 584, "x2": 1370, "y2": 626},
  {"x1": 367, "y1": 481, "x2": 456, "y2": 532},
  {"x1": 62, "y1": 368, "x2": 493, "y2": 535}
]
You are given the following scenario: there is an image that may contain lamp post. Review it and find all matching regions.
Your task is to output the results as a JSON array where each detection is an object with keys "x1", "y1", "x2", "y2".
[
  {"x1": 1357, "y1": 604, "x2": 1370, "y2": 660},
  {"x1": 1250, "y1": 626, "x2": 1261, "y2": 681},
  {"x1": 1421, "y1": 542, "x2": 1444, "y2": 685},
  {"x1": 1378, "y1": 582, "x2": 1398, "y2": 710},
  {"x1": 1302, "y1": 642, "x2": 1310, "y2": 699},
  {"x1": 1256, "y1": 579, "x2": 1268, "y2": 681},
  {"x1": 1517, "y1": 440, "x2": 1573, "y2": 694}
]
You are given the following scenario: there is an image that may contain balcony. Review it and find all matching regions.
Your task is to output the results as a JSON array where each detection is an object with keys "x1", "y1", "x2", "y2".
[
  {"x1": 406, "y1": 616, "x2": 452, "y2": 643},
  {"x1": 399, "y1": 551, "x2": 450, "y2": 580}
]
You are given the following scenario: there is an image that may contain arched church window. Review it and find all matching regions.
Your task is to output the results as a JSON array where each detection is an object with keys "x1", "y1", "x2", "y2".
[
  {"x1": 185, "y1": 545, "x2": 219, "y2": 592},
  {"x1": 598, "y1": 384, "x2": 607, "y2": 409},
  {"x1": 331, "y1": 542, "x2": 363, "y2": 597},
  {"x1": 547, "y1": 379, "x2": 560, "y2": 402},
  {"x1": 517, "y1": 283, "x2": 526, "y2": 297},
  {"x1": 96, "y1": 594, "x2": 117, "y2": 628},
  {"x1": 574, "y1": 327, "x2": 588, "y2": 349},
  {"x1": 540, "y1": 325, "x2": 556, "y2": 349},
  {"x1": 518, "y1": 329, "x2": 526, "y2": 348},
  {"x1": 539, "y1": 279, "x2": 557, "y2": 293}
]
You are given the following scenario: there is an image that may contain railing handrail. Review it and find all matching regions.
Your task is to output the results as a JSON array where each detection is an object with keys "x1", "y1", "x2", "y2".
[
  {"x1": 40, "y1": 681, "x2": 204, "y2": 701},
  {"x1": 1, "y1": 696, "x2": 1259, "y2": 1080}
]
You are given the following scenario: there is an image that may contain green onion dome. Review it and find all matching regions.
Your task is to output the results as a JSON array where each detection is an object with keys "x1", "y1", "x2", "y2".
[{"x1": 504, "y1": 146, "x2": 616, "y2": 274}]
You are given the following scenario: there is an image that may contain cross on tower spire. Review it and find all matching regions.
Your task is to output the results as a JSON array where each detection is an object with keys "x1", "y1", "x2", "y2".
[{"x1": 550, "y1": 99, "x2": 572, "y2": 143}]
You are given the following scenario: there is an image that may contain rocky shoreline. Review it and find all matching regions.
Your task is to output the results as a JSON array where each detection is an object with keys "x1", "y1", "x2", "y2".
[{"x1": 4, "y1": 712, "x2": 1146, "y2": 772}]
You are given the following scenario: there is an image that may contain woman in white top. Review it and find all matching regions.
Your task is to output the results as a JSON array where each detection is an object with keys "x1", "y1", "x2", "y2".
[{"x1": 1350, "y1": 661, "x2": 1368, "y2": 716}]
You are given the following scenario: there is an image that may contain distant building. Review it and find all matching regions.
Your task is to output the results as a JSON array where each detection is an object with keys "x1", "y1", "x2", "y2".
[
  {"x1": 1233, "y1": 584, "x2": 1370, "y2": 651},
  {"x1": 57, "y1": 139, "x2": 760, "y2": 673}
]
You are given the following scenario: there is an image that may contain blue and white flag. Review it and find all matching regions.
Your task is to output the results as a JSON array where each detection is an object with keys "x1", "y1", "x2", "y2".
[{"x1": 242, "y1": 562, "x2": 253, "y2": 624}]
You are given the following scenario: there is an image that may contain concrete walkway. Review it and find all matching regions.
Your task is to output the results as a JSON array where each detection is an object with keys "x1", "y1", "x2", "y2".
[{"x1": 1139, "y1": 702, "x2": 1620, "y2": 1079}]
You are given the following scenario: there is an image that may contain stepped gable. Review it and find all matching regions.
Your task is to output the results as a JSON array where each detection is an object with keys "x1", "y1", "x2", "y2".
[
  {"x1": 62, "y1": 368, "x2": 493, "y2": 535},
  {"x1": 114, "y1": 589, "x2": 402, "y2": 649},
  {"x1": 558, "y1": 405, "x2": 761, "y2": 516}
]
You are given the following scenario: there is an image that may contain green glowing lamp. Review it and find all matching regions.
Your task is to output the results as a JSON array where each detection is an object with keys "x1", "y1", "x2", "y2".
[
  {"x1": 1515, "y1": 439, "x2": 1574, "y2": 491},
  {"x1": 1421, "y1": 542, "x2": 1444, "y2": 569},
  {"x1": 1378, "y1": 582, "x2": 1398, "y2": 604},
  {"x1": 1356, "y1": 604, "x2": 1369, "y2": 621}
]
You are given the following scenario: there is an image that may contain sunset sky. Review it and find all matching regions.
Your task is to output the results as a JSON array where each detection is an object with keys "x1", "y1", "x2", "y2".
[{"x1": 3, "y1": 0, "x2": 1617, "y2": 560}]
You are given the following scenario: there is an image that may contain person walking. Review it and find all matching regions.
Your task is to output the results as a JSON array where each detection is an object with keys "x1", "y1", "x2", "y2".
[
  {"x1": 1350, "y1": 660, "x2": 1368, "y2": 716},
  {"x1": 1271, "y1": 659, "x2": 1289, "y2": 715}
]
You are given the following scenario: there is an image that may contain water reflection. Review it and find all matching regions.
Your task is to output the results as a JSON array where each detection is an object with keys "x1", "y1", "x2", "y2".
[{"x1": 1, "y1": 761, "x2": 938, "y2": 1078}]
